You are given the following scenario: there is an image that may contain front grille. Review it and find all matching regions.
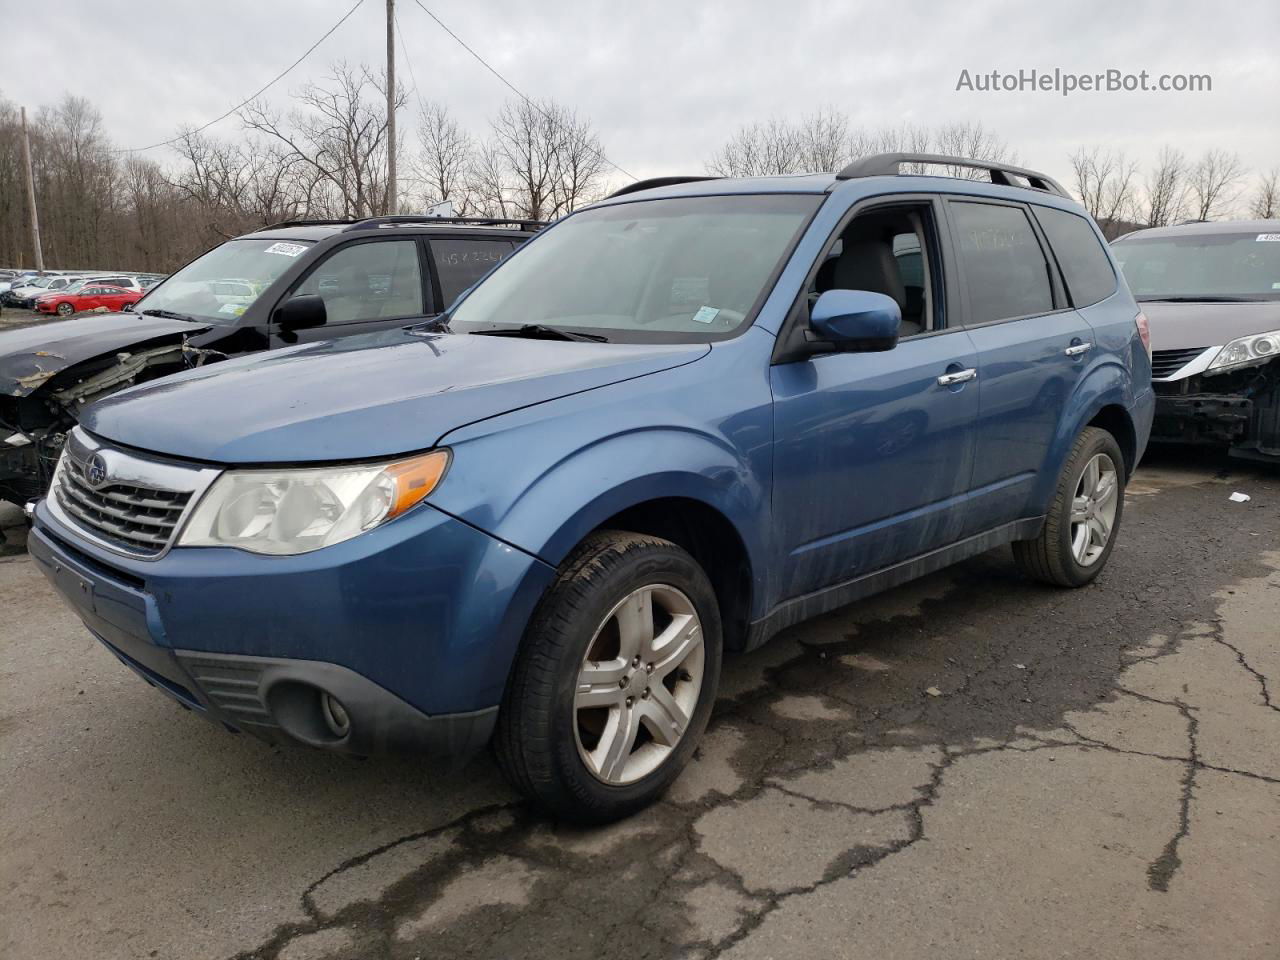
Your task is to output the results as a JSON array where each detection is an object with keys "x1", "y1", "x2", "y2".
[
  {"x1": 55, "y1": 455, "x2": 192, "y2": 557},
  {"x1": 1151, "y1": 347, "x2": 1208, "y2": 379}
]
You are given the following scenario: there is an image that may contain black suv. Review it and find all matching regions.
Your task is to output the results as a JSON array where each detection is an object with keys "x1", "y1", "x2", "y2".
[{"x1": 0, "y1": 216, "x2": 540, "y2": 504}]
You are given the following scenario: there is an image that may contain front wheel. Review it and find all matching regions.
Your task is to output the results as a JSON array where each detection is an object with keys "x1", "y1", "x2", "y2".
[
  {"x1": 1013, "y1": 426, "x2": 1125, "y2": 587},
  {"x1": 56, "y1": 302, "x2": 74, "y2": 316},
  {"x1": 495, "y1": 531, "x2": 722, "y2": 823}
]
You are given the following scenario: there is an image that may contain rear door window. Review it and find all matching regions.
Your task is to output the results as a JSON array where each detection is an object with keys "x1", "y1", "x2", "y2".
[
  {"x1": 432, "y1": 238, "x2": 517, "y2": 306},
  {"x1": 1032, "y1": 206, "x2": 1117, "y2": 307},
  {"x1": 950, "y1": 201, "x2": 1055, "y2": 324}
]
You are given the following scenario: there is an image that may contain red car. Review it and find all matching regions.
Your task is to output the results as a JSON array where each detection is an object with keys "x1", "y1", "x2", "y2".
[{"x1": 36, "y1": 283, "x2": 143, "y2": 317}]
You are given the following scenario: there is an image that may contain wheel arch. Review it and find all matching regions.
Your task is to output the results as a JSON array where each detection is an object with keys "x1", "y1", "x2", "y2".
[{"x1": 592, "y1": 496, "x2": 755, "y2": 652}]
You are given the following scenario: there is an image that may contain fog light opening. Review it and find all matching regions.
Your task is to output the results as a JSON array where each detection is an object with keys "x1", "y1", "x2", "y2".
[{"x1": 321, "y1": 693, "x2": 351, "y2": 738}]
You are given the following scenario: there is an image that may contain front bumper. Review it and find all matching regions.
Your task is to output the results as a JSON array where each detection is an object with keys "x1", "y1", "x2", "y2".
[
  {"x1": 30, "y1": 497, "x2": 556, "y2": 757},
  {"x1": 1152, "y1": 362, "x2": 1280, "y2": 460}
]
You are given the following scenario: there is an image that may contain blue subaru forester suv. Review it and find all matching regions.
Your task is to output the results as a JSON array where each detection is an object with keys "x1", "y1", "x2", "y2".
[{"x1": 30, "y1": 154, "x2": 1154, "y2": 822}]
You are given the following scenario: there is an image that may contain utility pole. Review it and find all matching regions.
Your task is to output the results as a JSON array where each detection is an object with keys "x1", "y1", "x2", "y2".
[
  {"x1": 386, "y1": 0, "x2": 397, "y2": 215},
  {"x1": 20, "y1": 107, "x2": 44, "y2": 271}
]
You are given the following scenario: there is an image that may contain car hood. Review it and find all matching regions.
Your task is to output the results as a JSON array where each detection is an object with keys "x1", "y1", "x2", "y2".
[
  {"x1": 1142, "y1": 300, "x2": 1280, "y2": 351},
  {"x1": 0, "y1": 312, "x2": 211, "y2": 397},
  {"x1": 81, "y1": 329, "x2": 709, "y2": 464}
]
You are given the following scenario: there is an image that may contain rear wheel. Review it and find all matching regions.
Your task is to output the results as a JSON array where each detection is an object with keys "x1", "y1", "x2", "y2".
[
  {"x1": 1013, "y1": 426, "x2": 1125, "y2": 587},
  {"x1": 495, "y1": 531, "x2": 721, "y2": 823}
]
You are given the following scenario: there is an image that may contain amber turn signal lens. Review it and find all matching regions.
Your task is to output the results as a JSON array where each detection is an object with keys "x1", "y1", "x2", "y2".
[{"x1": 383, "y1": 449, "x2": 451, "y2": 519}]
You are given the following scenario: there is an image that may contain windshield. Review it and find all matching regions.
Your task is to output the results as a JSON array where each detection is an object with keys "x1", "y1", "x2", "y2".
[
  {"x1": 446, "y1": 194, "x2": 821, "y2": 342},
  {"x1": 1113, "y1": 232, "x2": 1280, "y2": 302},
  {"x1": 27, "y1": 277, "x2": 54, "y2": 289},
  {"x1": 135, "y1": 237, "x2": 314, "y2": 323}
]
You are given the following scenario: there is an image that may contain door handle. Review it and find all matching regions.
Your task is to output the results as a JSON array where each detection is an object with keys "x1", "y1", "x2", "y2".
[
  {"x1": 937, "y1": 368, "x2": 977, "y2": 386},
  {"x1": 1064, "y1": 342, "x2": 1093, "y2": 357}
]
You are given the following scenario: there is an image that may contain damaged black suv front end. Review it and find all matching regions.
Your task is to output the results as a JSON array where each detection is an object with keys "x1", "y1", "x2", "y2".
[{"x1": 0, "y1": 314, "x2": 206, "y2": 503}]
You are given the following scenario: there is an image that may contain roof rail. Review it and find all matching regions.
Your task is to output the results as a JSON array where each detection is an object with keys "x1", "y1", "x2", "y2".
[
  {"x1": 607, "y1": 176, "x2": 721, "y2": 199},
  {"x1": 259, "y1": 215, "x2": 546, "y2": 232},
  {"x1": 835, "y1": 153, "x2": 1068, "y2": 197},
  {"x1": 343, "y1": 215, "x2": 546, "y2": 232},
  {"x1": 260, "y1": 218, "x2": 357, "y2": 229}
]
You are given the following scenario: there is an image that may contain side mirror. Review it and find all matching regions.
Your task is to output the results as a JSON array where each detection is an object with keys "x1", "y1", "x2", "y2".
[
  {"x1": 275, "y1": 294, "x2": 327, "y2": 331},
  {"x1": 807, "y1": 289, "x2": 901, "y2": 353}
]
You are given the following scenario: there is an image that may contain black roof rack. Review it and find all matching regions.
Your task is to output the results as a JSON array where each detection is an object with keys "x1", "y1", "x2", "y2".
[
  {"x1": 835, "y1": 153, "x2": 1068, "y2": 197},
  {"x1": 259, "y1": 215, "x2": 546, "y2": 232},
  {"x1": 607, "y1": 176, "x2": 721, "y2": 199},
  {"x1": 343, "y1": 215, "x2": 545, "y2": 232}
]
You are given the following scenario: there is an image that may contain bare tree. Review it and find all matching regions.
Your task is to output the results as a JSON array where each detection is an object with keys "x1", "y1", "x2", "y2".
[
  {"x1": 1069, "y1": 146, "x2": 1138, "y2": 236},
  {"x1": 706, "y1": 118, "x2": 803, "y2": 176},
  {"x1": 475, "y1": 98, "x2": 607, "y2": 221},
  {"x1": 1250, "y1": 168, "x2": 1279, "y2": 219},
  {"x1": 1139, "y1": 146, "x2": 1189, "y2": 227},
  {"x1": 795, "y1": 108, "x2": 849, "y2": 173},
  {"x1": 1188, "y1": 149, "x2": 1246, "y2": 221},
  {"x1": 240, "y1": 63, "x2": 405, "y2": 220},
  {"x1": 709, "y1": 115, "x2": 1012, "y2": 179},
  {"x1": 412, "y1": 100, "x2": 475, "y2": 214}
]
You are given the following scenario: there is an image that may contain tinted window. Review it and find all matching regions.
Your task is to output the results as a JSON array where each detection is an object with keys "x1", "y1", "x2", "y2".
[
  {"x1": 433, "y1": 238, "x2": 515, "y2": 306},
  {"x1": 294, "y1": 239, "x2": 425, "y2": 324},
  {"x1": 1034, "y1": 206, "x2": 1116, "y2": 307},
  {"x1": 951, "y1": 201, "x2": 1054, "y2": 324}
]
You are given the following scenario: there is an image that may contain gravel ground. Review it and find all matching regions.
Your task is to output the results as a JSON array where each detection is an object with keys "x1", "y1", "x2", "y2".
[{"x1": 0, "y1": 445, "x2": 1277, "y2": 960}]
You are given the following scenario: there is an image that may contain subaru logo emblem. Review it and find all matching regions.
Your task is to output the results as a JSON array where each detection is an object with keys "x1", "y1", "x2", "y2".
[{"x1": 86, "y1": 453, "x2": 109, "y2": 488}]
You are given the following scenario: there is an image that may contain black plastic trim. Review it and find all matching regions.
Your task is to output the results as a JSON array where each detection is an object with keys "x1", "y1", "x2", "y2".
[{"x1": 743, "y1": 517, "x2": 1044, "y2": 650}]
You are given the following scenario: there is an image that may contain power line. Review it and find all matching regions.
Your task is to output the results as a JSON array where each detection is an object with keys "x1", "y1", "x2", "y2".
[
  {"x1": 407, "y1": 0, "x2": 637, "y2": 182},
  {"x1": 117, "y1": 0, "x2": 366, "y2": 154}
]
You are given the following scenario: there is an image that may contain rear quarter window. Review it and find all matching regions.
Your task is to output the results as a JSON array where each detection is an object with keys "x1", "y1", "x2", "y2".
[
  {"x1": 1033, "y1": 206, "x2": 1117, "y2": 307},
  {"x1": 432, "y1": 238, "x2": 517, "y2": 306}
]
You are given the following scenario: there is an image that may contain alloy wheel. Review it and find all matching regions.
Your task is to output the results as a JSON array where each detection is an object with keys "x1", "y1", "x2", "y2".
[
  {"x1": 1069, "y1": 452, "x2": 1119, "y2": 566},
  {"x1": 573, "y1": 584, "x2": 705, "y2": 785}
]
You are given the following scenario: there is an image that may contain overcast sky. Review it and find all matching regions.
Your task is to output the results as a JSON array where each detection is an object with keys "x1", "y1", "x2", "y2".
[{"x1": 6, "y1": 0, "x2": 1279, "y2": 191}]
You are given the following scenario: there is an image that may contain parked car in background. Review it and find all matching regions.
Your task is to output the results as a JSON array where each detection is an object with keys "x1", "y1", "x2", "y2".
[
  {"x1": 1112, "y1": 219, "x2": 1280, "y2": 462},
  {"x1": 2, "y1": 274, "x2": 90, "y2": 309},
  {"x1": 28, "y1": 155, "x2": 1153, "y2": 822},
  {"x1": 0, "y1": 215, "x2": 539, "y2": 504},
  {"x1": 0, "y1": 270, "x2": 23, "y2": 295},
  {"x1": 35, "y1": 283, "x2": 143, "y2": 316}
]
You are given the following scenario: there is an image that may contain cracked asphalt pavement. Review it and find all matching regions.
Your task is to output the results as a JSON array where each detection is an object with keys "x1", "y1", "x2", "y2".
[{"x1": 1, "y1": 449, "x2": 1277, "y2": 959}]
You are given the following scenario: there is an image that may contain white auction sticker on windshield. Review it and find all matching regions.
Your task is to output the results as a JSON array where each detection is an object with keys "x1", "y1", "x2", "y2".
[
  {"x1": 265, "y1": 242, "x2": 308, "y2": 257},
  {"x1": 691, "y1": 306, "x2": 720, "y2": 324},
  {"x1": 1257, "y1": 234, "x2": 1280, "y2": 242}
]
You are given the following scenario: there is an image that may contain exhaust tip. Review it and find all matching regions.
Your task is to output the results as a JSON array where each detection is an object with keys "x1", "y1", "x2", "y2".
[{"x1": 321, "y1": 693, "x2": 351, "y2": 738}]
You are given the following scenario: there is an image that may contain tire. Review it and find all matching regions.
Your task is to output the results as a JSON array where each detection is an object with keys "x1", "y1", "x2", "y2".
[
  {"x1": 1013, "y1": 426, "x2": 1126, "y2": 588},
  {"x1": 56, "y1": 302, "x2": 74, "y2": 316},
  {"x1": 495, "y1": 531, "x2": 722, "y2": 823}
]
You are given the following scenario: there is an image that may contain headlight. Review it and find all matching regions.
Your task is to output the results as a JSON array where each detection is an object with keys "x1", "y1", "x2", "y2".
[
  {"x1": 1208, "y1": 328, "x2": 1280, "y2": 374},
  {"x1": 178, "y1": 449, "x2": 450, "y2": 555}
]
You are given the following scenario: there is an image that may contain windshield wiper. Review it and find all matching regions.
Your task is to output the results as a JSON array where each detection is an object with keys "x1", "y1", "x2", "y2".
[
  {"x1": 1137, "y1": 295, "x2": 1266, "y2": 304},
  {"x1": 473, "y1": 324, "x2": 610, "y2": 343},
  {"x1": 141, "y1": 308, "x2": 203, "y2": 322}
]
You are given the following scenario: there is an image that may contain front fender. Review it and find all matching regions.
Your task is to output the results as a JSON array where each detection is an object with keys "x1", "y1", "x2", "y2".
[
  {"x1": 428, "y1": 337, "x2": 776, "y2": 617},
  {"x1": 439, "y1": 428, "x2": 770, "y2": 594}
]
